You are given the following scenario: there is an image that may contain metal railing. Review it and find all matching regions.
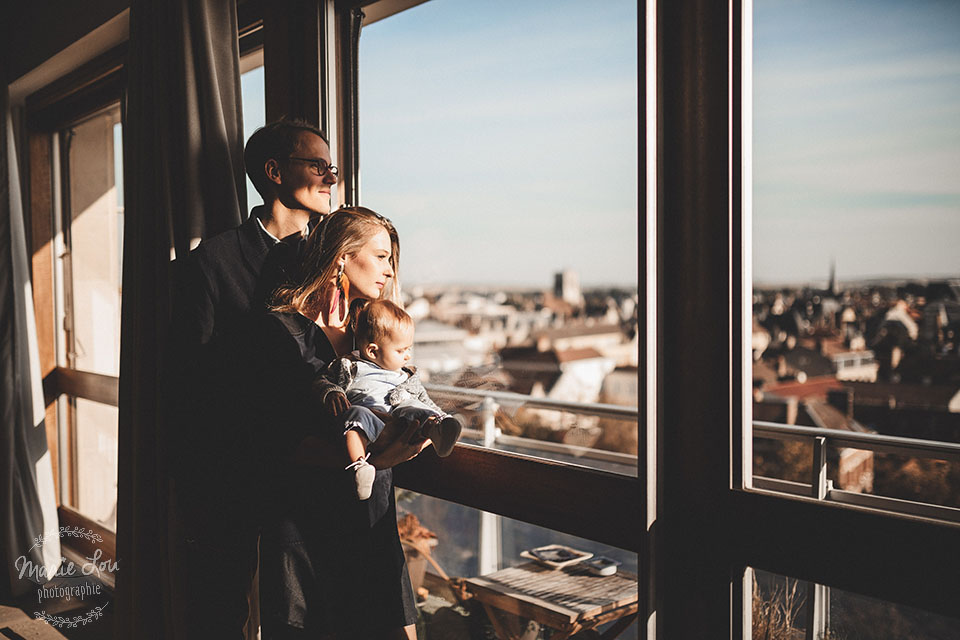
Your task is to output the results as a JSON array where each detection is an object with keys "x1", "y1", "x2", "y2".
[
  {"x1": 423, "y1": 383, "x2": 639, "y2": 469},
  {"x1": 423, "y1": 385, "x2": 960, "y2": 524},
  {"x1": 753, "y1": 420, "x2": 960, "y2": 524},
  {"x1": 423, "y1": 383, "x2": 639, "y2": 574}
]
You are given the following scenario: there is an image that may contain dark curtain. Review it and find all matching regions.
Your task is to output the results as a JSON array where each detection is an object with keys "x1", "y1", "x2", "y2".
[
  {"x1": 115, "y1": 0, "x2": 245, "y2": 636},
  {"x1": 1, "y1": 90, "x2": 62, "y2": 598}
]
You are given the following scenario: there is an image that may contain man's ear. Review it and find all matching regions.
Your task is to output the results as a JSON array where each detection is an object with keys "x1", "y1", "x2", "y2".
[{"x1": 265, "y1": 159, "x2": 282, "y2": 186}]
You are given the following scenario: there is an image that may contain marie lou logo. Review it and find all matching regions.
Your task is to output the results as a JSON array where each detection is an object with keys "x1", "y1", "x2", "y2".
[{"x1": 13, "y1": 526, "x2": 118, "y2": 628}]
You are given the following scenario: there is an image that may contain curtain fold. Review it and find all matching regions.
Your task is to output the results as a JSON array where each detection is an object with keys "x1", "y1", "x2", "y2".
[
  {"x1": 115, "y1": 0, "x2": 245, "y2": 636},
  {"x1": 1, "y1": 89, "x2": 61, "y2": 598}
]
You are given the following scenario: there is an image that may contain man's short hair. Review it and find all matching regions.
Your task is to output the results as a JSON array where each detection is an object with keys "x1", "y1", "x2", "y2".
[
  {"x1": 243, "y1": 118, "x2": 328, "y2": 197},
  {"x1": 356, "y1": 300, "x2": 414, "y2": 346}
]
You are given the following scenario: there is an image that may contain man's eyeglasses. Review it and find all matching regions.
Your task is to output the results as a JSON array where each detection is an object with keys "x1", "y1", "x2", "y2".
[{"x1": 287, "y1": 156, "x2": 339, "y2": 177}]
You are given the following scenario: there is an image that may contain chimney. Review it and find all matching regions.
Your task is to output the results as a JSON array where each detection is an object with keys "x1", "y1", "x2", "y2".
[
  {"x1": 827, "y1": 388, "x2": 854, "y2": 419},
  {"x1": 786, "y1": 396, "x2": 798, "y2": 425},
  {"x1": 777, "y1": 355, "x2": 787, "y2": 379}
]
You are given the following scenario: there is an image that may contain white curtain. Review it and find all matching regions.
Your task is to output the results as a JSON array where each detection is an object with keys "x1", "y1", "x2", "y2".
[{"x1": 1, "y1": 95, "x2": 61, "y2": 597}]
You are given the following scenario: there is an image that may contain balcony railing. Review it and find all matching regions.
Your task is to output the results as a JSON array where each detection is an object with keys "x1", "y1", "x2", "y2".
[
  {"x1": 423, "y1": 383, "x2": 639, "y2": 574},
  {"x1": 424, "y1": 383, "x2": 639, "y2": 472},
  {"x1": 425, "y1": 384, "x2": 960, "y2": 525},
  {"x1": 754, "y1": 420, "x2": 960, "y2": 524}
]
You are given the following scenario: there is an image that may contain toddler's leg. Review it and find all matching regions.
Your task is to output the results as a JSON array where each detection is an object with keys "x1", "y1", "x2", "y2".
[
  {"x1": 338, "y1": 406, "x2": 385, "y2": 500},
  {"x1": 393, "y1": 406, "x2": 462, "y2": 458}
]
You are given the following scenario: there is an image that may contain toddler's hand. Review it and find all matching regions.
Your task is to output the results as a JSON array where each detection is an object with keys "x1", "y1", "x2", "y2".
[{"x1": 325, "y1": 391, "x2": 351, "y2": 416}]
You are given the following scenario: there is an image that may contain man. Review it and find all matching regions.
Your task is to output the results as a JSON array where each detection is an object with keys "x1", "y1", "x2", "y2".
[{"x1": 171, "y1": 118, "x2": 337, "y2": 639}]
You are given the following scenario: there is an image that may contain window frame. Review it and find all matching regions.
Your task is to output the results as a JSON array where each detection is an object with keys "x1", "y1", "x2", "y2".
[
  {"x1": 26, "y1": 48, "x2": 125, "y2": 557},
  {"x1": 651, "y1": 0, "x2": 960, "y2": 634}
]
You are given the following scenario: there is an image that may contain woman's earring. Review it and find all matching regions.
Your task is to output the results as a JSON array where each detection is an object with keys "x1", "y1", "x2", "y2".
[
  {"x1": 329, "y1": 263, "x2": 344, "y2": 318},
  {"x1": 329, "y1": 262, "x2": 349, "y2": 322},
  {"x1": 339, "y1": 274, "x2": 350, "y2": 324}
]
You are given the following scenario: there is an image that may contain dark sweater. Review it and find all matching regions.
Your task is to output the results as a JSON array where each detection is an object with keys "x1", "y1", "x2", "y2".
[{"x1": 170, "y1": 211, "x2": 303, "y2": 509}]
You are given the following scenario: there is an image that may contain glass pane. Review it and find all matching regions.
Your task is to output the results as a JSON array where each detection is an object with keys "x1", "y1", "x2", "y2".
[
  {"x1": 241, "y1": 62, "x2": 265, "y2": 208},
  {"x1": 751, "y1": 568, "x2": 960, "y2": 640},
  {"x1": 360, "y1": 0, "x2": 639, "y2": 470},
  {"x1": 66, "y1": 106, "x2": 123, "y2": 376},
  {"x1": 398, "y1": 490, "x2": 639, "y2": 639},
  {"x1": 751, "y1": 1, "x2": 960, "y2": 507},
  {"x1": 74, "y1": 397, "x2": 118, "y2": 531}
]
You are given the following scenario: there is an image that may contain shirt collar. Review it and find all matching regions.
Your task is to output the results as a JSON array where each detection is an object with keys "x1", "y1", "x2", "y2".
[
  {"x1": 255, "y1": 214, "x2": 281, "y2": 245},
  {"x1": 253, "y1": 207, "x2": 310, "y2": 245}
]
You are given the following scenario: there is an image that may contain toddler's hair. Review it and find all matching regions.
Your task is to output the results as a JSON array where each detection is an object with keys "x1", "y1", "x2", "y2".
[{"x1": 356, "y1": 300, "x2": 414, "y2": 347}]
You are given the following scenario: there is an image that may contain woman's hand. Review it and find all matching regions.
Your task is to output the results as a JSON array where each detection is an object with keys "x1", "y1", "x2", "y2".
[
  {"x1": 368, "y1": 416, "x2": 429, "y2": 469},
  {"x1": 324, "y1": 391, "x2": 351, "y2": 417}
]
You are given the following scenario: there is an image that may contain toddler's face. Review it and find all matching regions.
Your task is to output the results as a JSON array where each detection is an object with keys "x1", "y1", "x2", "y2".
[{"x1": 369, "y1": 325, "x2": 414, "y2": 371}]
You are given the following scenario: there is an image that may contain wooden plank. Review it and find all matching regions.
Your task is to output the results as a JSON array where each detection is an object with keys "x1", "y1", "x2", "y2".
[
  {"x1": 468, "y1": 575, "x2": 579, "y2": 628},
  {"x1": 44, "y1": 403, "x2": 60, "y2": 507},
  {"x1": 1, "y1": 618, "x2": 70, "y2": 639},
  {"x1": 58, "y1": 505, "x2": 116, "y2": 589},
  {"x1": 467, "y1": 564, "x2": 637, "y2": 622},
  {"x1": 29, "y1": 133, "x2": 55, "y2": 376},
  {"x1": 29, "y1": 131, "x2": 60, "y2": 498},
  {"x1": 0, "y1": 604, "x2": 32, "y2": 627},
  {"x1": 55, "y1": 368, "x2": 119, "y2": 407},
  {"x1": 394, "y1": 444, "x2": 641, "y2": 551}
]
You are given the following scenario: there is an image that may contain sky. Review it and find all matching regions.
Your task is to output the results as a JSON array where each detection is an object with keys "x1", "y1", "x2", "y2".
[
  {"x1": 356, "y1": 0, "x2": 639, "y2": 288},
  {"x1": 753, "y1": 0, "x2": 960, "y2": 285}
]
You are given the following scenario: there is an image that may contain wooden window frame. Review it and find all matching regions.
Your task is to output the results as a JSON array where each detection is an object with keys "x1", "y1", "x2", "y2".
[{"x1": 26, "y1": 52, "x2": 124, "y2": 566}]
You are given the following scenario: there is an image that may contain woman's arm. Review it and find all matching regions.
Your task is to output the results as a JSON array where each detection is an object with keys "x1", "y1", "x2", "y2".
[
  {"x1": 290, "y1": 414, "x2": 427, "y2": 469},
  {"x1": 367, "y1": 416, "x2": 430, "y2": 469}
]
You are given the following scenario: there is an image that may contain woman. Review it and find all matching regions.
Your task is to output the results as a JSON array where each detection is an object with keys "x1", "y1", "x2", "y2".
[{"x1": 247, "y1": 207, "x2": 425, "y2": 639}]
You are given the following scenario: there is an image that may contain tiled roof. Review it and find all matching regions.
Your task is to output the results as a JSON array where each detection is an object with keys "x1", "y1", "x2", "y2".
[
  {"x1": 782, "y1": 347, "x2": 835, "y2": 378},
  {"x1": 530, "y1": 323, "x2": 623, "y2": 340},
  {"x1": 555, "y1": 347, "x2": 605, "y2": 363},
  {"x1": 753, "y1": 360, "x2": 780, "y2": 386},
  {"x1": 500, "y1": 346, "x2": 559, "y2": 364},
  {"x1": 766, "y1": 375, "x2": 844, "y2": 400},
  {"x1": 500, "y1": 346, "x2": 607, "y2": 365},
  {"x1": 803, "y1": 399, "x2": 869, "y2": 433},
  {"x1": 844, "y1": 381, "x2": 960, "y2": 410}
]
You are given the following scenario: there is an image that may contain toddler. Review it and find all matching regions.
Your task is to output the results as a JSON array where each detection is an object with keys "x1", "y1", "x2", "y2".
[{"x1": 317, "y1": 300, "x2": 462, "y2": 500}]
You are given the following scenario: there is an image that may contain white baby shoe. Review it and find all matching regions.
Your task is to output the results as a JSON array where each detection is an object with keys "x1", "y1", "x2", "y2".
[{"x1": 346, "y1": 454, "x2": 376, "y2": 501}]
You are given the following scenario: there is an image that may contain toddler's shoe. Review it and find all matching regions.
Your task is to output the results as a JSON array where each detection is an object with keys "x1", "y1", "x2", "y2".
[
  {"x1": 346, "y1": 455, "x2": 376, "y2": 501},
  {"x1": 422, "y1": 415, "x2": 462, "y2": 457}
]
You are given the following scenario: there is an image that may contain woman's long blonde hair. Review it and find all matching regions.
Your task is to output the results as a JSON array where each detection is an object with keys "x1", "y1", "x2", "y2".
[{"x1": 271, "y1": 206, "x2": 402, "y2": 319}]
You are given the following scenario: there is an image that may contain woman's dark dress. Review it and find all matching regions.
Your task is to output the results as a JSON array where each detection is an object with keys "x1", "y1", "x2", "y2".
[{"x1": 246, "y1": 311, "x2": 417, "y2": 637}]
